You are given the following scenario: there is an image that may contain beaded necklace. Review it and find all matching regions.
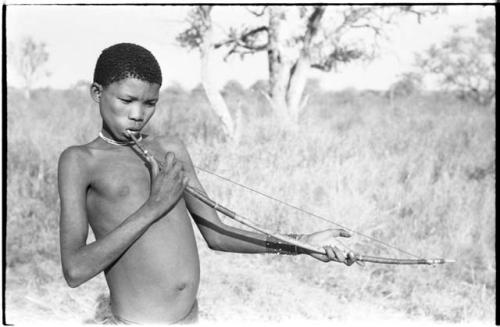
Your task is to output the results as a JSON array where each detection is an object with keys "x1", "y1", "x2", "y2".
[{"x1": 98, "y1": 131, "x2": 141, "y2": 146}]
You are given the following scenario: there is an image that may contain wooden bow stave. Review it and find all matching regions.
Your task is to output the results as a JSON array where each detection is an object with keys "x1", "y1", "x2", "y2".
[
  {"x1": 126, "y1": 132, "x2": 454, "y2": 266},
  {"x1": 186, "y1": 185, "x2": 454, "y2": 265}
]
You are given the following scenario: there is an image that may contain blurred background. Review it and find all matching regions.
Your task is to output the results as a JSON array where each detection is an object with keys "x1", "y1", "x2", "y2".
[{"x1": 5, "y1": 4, "x2": 495, "y2": 325}]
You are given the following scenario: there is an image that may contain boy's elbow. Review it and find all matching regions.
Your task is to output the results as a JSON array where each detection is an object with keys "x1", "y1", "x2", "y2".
[
  {"x1": 63, "y1": 266, "x2": 86, "y2": 288},
  {"x1": 206, "y1": 235, "x2": 227, "y2": 252},
  {"x1": 66, "y1": 278, "x2": 81, "y2": 288},
  {"x1": 206, "y1": 239, "x2": 222, "y2": 251}
]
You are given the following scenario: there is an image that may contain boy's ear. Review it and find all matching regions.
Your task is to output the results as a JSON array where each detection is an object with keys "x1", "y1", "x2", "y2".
[{"x1": 90, "y1": 82, "x2": 103, "y2": 103}]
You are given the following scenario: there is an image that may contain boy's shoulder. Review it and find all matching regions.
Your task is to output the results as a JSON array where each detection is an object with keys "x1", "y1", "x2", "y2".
[
  {"x1": 58, "y1": 144, "x2": 95, "y2": 168},
  {"x1": 151, "y1": 134, "x2": 187, "y2": 153},
  {"x1": 150, "y1": 134, "x2": 192, "y2": 162}
]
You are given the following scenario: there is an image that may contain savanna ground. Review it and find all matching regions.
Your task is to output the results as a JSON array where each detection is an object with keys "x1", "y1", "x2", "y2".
[{"x1": 5, "y1": 83, "x2": 495, "y2": 325}]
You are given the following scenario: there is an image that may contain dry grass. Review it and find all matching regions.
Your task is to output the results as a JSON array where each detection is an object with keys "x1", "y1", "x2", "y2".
[{"x1": 6, "y1": 87, "x2": 495, "y2": 324}]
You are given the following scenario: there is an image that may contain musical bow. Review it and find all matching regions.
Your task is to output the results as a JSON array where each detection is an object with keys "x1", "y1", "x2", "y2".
[{"x1": 126, "y1": 131, "x2": 455, "y2": 266}]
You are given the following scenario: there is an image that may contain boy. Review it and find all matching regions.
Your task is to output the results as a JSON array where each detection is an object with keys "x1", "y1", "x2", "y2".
[{"x1": 58, "y1": 43, "x2": 354, "y2": 325}]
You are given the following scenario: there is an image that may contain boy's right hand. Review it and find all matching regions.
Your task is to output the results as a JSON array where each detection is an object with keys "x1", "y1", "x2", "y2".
[{"x1": 145, "y1": 152, "x2": 188, "y2": 217}]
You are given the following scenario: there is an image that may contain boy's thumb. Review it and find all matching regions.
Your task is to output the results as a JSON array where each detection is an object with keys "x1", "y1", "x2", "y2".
[{"x1": 149, "y1": 155, "x2": 160, "y2": 178}]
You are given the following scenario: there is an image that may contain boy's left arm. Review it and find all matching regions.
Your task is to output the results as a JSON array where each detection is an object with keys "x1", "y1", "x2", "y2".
[{"x1": 172, "y1": 140, "x2": 354, "y2": 265}]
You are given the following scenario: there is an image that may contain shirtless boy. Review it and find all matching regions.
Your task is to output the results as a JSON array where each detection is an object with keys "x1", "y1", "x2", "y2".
[{"x1": 58, "y1": 43, "x2": 354, "y2": 324}]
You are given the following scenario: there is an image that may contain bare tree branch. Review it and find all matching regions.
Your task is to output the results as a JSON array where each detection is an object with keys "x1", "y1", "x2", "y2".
[
  {"x1": 400, "y1": 5, "x2": 443, "y2": 24},
  {"x1": 310, "y1": 47, "x2": 363, "y2": 72},
  {"x1": 351, "y1": 23, "x2": 382, "y2": 36},
  {"x1": 176, "y1": 5, "x2": 213, "y2": 49},
  {"x1": 246, "y1": 5, "x2": 268, "y2": 17},
  {"x1": 214, "y1": 25, "x2": 269, "y2": 58},
  {"x1": 303, "y1": 6, "x2": 326, "y2": 47}
]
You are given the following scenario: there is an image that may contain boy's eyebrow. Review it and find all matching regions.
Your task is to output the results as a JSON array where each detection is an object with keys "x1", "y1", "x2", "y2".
[{"x1": 120, "y1": 95, "x2": 158, "y2": 102}]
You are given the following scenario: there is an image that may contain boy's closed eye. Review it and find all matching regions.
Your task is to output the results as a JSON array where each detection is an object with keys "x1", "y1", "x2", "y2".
[
  {"x1": 119, "y1": 98, "x2": 133, "y2": 104},
  {"x1": 119, "y1": 98, "x2": 157, "y2": 106}
]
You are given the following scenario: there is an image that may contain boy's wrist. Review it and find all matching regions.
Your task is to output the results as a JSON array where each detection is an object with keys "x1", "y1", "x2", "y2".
[
  {"x1": 265, "y1": 234, "x2": 303, "y2": 255},
  {"x1": 289, "y1": 234, "x2": 306, "y2": 255},
  {"x1": 139, "y1": 201, "x2": 166, "y2": 222}
]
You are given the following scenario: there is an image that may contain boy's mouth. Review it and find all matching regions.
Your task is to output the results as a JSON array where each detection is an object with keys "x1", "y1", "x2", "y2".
[{"x1": 125, "y1": 129, "x2": 141, "y2": 137}]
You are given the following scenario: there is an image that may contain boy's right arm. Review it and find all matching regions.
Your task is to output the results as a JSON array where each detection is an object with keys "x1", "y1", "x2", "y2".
[{"x1": 58, "y1": 147, "x2": 185, "y2": 288}]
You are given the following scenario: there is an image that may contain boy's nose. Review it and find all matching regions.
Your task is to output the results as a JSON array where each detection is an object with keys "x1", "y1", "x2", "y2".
[
  {"x1": 128, "y1": 107, "x2": 145, "y2": 121},
  {"x1": 129, "y1": 115, "x2": 144, "y2": 122}
]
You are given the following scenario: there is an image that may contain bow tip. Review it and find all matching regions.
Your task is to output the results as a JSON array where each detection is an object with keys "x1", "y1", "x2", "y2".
[{"x1": 427, "y1": 258, "x2": 456, "y2": 264}]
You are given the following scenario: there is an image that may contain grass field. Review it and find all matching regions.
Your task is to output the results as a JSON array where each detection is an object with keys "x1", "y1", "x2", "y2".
[{"x1": 5, "y1": 85, "x2": 495, "y2": 325}]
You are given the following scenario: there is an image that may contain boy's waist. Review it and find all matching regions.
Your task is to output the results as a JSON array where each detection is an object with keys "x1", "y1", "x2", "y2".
[{"x1": 110, "y1": 293, "x2": 199, "y2": 324}]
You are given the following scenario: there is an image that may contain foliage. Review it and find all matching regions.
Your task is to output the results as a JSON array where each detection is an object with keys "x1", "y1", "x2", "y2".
[
  {"x1": 8, "y1": 37, "x2": 50, "y2": 99},
  {"x1": 176, "y1": 6, "x2": 442, "y2": 126},
  {"x1": 6, "y1": 85, "x2": 495, "y2": 324},
  {"x1": 416, "y1": 17, "x2": 495, "y2": 105},
  {"x1": 387, "y1": 72, "x2": 423, "y2": 101},
  {"x1": 221, "y1": 79, "x2": 246, "y2": 97},
  {"x1": 176, "y1": 6, "x2": 212, "y2": 50},
  {"x1": 193, "y1": 6, "x2": 440, "y2": 73},
  {"x1": 176, "y1": 5, "x2": 236, "y2": 138},
  {"x1": 149, "y1": 83, "x2": 228, "y2": 143}
]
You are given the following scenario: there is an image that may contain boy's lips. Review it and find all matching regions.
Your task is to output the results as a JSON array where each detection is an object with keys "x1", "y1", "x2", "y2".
[{"x1": 125, "y1": 128, "x2": 141, "y2": 137}]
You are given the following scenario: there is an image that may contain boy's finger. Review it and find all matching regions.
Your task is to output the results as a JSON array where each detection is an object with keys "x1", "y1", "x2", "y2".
[
  {"x1": 311, "y1": 252, "x2": 329, "y2": 262},
  {"x1": 324, "y1": 246, "x2": 338, "y2": 262},
  {"x1": 339, "y1": 230, "x2": 352, "y2": 238},
  {"x1": 331, "y1": 229, "x2": 351, "y2": 238},
  {"x1": 333, "y1": 246, "x2": 346, "y2": 263},
  {"x1": 150, "y1": 157, "x2": 160, "y2": 177},
  {"x1": 181, "y1": 176, "x2": 189, "y2": 190},
  {"x1": 164, "y1": 152, "x2": 175, "y2": 167},
  {"x1": 345, "y1": 252, "x2": 357, "y2": 266},
  {"x1": 171, "y1": 161, "x2": 183, "y2": 175},
  {"x1": 158, "y1": 160, "x2": 167, "y2": 171}
]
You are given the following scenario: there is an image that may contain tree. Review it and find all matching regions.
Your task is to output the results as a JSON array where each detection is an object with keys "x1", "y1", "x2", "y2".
[
  {"x1": 177, "y1": 6, "x2": 235, "y2": 138},
  {"x1": 179, "y1": 5, "x2": 440, "y2": 127},
  {"x1": 214, "y1": 6, "x2": 342, "y2": 124},
  {"x1": 9, "y1": 37, "x2": 50, "y2": 99},
  {"x1": 387, "y1": 72, "x2": 423, "y2": 107},
  {"x1": 416, "y1": 16, "x2": 495, "y2": 105}
]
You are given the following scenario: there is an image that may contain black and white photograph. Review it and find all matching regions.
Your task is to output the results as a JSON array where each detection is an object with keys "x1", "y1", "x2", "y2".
[{"x1": 3, "y1": 2, "x2": 495, "y2": 325}]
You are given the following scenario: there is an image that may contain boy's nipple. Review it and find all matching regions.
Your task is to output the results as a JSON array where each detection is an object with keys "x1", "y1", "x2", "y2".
[{"x1": 117, "y1": 185, "x2": 130, "y2": 197}]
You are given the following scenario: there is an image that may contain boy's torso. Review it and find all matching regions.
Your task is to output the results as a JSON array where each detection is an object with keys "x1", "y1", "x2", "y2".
[{"x1": 82, "y1": 136, "x2": 200, "y2": 324}]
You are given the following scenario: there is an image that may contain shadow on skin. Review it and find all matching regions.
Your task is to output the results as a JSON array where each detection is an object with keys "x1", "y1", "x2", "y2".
[{"x1": 190, "y1": 212, "x2": 266, "y2": 248}]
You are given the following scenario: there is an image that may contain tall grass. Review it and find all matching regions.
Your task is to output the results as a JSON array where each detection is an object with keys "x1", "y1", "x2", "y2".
[{"x1": 6, "y1": 85, "x2": 495, "y2": 324}]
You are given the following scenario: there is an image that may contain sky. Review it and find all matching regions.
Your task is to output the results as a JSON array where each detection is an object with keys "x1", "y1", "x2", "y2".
[{"x1": 5, "y1": 4, "x2": 495, "y2": 91}]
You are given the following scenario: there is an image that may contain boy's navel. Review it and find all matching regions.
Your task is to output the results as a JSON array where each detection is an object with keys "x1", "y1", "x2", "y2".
[
  {"x1": 117, "y1": 185, "x2": 130, "y2": 197},
  {"x1": 176, "y1": 282, "x2": 187, "y2": 291}
]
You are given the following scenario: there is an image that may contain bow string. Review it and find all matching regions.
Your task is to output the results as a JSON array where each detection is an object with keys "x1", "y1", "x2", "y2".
[
  {"x1": 127, "y1": 132, "x2": 454, "y2": 266},
  {"x1": 192, "y1": 164, "x2": 454, "y2": 265}
]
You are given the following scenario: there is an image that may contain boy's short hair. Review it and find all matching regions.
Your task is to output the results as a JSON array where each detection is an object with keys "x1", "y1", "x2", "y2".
[{"x1": 93, "y1": 43, "x2": 162, "y2": 87}]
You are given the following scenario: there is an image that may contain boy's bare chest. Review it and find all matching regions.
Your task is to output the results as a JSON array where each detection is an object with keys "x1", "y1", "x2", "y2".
[
  {"x1": 91, "y1": 151, "x2": 152, "y2": 201},
  {"x1": 88, "y1": 142, "x2": 181, "y2": 203}
]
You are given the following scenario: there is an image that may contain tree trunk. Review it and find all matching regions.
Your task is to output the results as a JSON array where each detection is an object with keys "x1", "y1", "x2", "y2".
[
  {"x1": 24, "y1": 88, "x2": 31, "y2": 100},
  {"x1": 267, "y1": 6, "x2": 292, "y2": 125},
  {"x1": 286, "y1": 7, "x2": 325, "y2": 124},
  {"x1": 233, "y1": 99, "x2": 244, "y2": 145},
  {"x1": 23, "y1": 77, "x2": 32, "y2": 99},
  {"x1": 266, "y1": 6, "x2": 325, "y2": 127},
  {"x1": 200, "y1": 7, "x2": 234, "y2": 137},
  {"x1": 286, "y1": 58, "x2": 309, "y2": 123}
]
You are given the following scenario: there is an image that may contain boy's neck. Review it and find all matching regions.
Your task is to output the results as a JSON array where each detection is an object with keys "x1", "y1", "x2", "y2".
[{"x1": 98, "y1": 131, "x2": 140, "y2": 146}]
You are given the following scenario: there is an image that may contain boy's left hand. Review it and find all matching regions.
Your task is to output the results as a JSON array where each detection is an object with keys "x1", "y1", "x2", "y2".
[{"x1": 300, "y1": 229, "x2": 357, "y2": 266}]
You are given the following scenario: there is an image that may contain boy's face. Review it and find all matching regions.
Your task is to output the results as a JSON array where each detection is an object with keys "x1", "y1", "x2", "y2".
[{"x1": 93, "y1": 77, "x2": 160, "y2": 141}]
